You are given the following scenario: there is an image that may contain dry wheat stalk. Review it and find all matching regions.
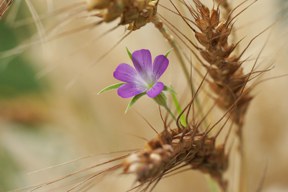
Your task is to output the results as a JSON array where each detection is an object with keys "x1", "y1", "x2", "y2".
[
  {"x1": 186, "y1": 0, "x2": 253, "y2": 131},
  {"x1": 178, "y1": 1, "x2": 263, "y2": 191},
  {"x1": 123, "y1": 126, "x2": 228, "y2": 191}
]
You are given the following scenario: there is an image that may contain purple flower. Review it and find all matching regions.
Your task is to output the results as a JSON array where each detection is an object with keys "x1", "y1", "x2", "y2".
[{"x1": 113, "y1": 49, "x2": 169, "y2": 98}]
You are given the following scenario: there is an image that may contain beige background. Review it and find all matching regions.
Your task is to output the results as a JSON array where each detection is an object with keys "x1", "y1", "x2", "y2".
[{"x1": 1, "y1": 0, "x2": 288, "y2": 191}]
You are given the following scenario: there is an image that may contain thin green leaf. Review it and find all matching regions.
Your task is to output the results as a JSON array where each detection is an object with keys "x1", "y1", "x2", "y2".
[
  {"x1": 125, "y1": 93, "x2": 145, "y2": 113},
  {"x1": 169, "y1": 86, "x2": 187, "y2": 127},
  {"x1": 126, "y1": 47, "x2": 132, "y2": 60},
  {"x1": 97, "y1": 83, "x2": 124, "y2": 95}
]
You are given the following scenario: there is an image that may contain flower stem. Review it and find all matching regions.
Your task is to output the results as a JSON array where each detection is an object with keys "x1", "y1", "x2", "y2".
[{"x1": 154, "y1": 93, "x2": 176, "y2": 121}]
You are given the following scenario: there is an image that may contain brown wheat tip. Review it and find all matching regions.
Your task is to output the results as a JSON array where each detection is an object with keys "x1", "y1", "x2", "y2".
[{"x1": 86, "y1": 0, "x2": 159, "y2": 30}]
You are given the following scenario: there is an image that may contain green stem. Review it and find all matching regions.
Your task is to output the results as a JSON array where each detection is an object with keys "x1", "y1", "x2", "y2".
[{"x1": 153, "y1": 93, "x2": 176, "y2": 121}]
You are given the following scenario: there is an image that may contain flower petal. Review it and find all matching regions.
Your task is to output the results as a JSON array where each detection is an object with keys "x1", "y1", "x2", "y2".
[
  {"x1": 132, "y1": 49, "x2": 152, "y2": 75},
  {"x1": 153, "y1": 55, "x2": 169, "y2": 80},
  {"x1": 117, "y1": 83, "x2": 146, "y2": 98},
  {"x1": 146, "y1": 82, "x2": 164, "y2": 98},
  {"x1": 113, "y1": 63, "x2": 137, "y2": 83}
]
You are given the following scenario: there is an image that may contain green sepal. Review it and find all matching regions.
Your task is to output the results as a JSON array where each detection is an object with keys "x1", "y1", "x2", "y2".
[
  {"x1": 164, "y1": 48, "x2": 173, "y2": 57},
  {"x1": 125, "y1": 93, "x2": 145, "y2": 113},
  {"x1": 97, "y1": 83, "x2": 124, "y2": 95},
  {"x1": 153, "y1": 93, "x2": 167, "y2": 107},
  {"x1": 126, "y1": 47, "x2": 132, "y2": 60}
]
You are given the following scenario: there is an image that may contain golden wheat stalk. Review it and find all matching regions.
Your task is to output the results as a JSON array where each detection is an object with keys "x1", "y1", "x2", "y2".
[{"x1": 186, "y1": 0, "x2": 252, "y2": 128}]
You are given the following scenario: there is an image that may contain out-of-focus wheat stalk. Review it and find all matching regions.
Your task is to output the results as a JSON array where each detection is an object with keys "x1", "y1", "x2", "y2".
[{"x1": 0, "y1": 0, "x2": 13, "y2": 18}]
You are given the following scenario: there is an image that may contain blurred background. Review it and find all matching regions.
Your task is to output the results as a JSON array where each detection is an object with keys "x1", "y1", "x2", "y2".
[{"x1": 0, "y1": 0, "x2": 288, "y2": 191}]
